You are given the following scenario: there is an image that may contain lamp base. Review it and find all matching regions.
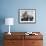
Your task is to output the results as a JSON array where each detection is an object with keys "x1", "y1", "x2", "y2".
[{"x1": 8, "y1": 32, "x2": 11, "y2": 35}]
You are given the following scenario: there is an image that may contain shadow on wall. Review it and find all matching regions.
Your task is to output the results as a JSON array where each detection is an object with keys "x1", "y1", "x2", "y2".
[
  {"x1": 0, "y1": 16, "x2": 5, "y2": 46},
  {"x1": 0, "y1": 33, "x2": 4, "y2": 46},
  {"x1": 0, "y1": 16, "x2": 5, "y2": 32}
]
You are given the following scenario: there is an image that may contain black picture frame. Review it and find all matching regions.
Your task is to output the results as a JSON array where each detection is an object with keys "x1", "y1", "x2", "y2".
[{"x1": 18, "y1": 9, "x2": 36, "y2": 24}]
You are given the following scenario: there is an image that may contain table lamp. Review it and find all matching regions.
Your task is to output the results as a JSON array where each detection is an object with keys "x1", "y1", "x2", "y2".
[{"x1": 5, "y1": 18, "x2": 14, "y2": 35}]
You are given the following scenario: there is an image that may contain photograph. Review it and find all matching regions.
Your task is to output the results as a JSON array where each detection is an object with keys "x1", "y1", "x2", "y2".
[{"x1": 18, "y1": 9, "x2": 36, "y2": 24}]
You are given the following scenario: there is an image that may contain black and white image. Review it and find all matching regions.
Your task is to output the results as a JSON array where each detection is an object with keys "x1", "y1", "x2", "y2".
[{"x1": 19, "y1": 9, "x2": 36, "y2": 23}]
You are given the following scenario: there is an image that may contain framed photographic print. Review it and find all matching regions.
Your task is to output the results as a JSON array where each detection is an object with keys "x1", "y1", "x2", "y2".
[{"x1": 18, "y1": 9, "x2": 36, "y2": 24}]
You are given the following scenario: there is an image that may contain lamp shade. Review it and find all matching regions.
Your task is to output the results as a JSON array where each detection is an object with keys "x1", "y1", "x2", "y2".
[{"x1": 5, "y1": 18, "x2": 14, "y2": 25}]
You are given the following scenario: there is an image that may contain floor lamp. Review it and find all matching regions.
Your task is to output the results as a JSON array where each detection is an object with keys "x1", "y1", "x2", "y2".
[{"x1": 5, "y1": 18, "x2": 14, "y2": 35}]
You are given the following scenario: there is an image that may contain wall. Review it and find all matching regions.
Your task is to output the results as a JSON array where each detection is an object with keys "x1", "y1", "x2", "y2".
[{"x1": 0, "y1": 0, "x2": 46, "y2": 32}]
